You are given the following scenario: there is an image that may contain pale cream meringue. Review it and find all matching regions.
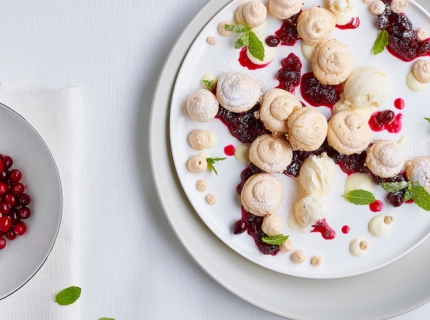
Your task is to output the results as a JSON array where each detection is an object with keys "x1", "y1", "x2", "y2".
[
  {"x1": 268, "y1": 0, "x2": 302, "y2": 20},
  {"x1": 297, "y1": 7, "x2": 336, "y2": 46},
  {"x1": 365, "y1": 140, "x2": 404, "y2": 178},
  {"x1": 412, "y1": 60, "x2": 430, "y2": 84},
  {"x1": 188, "y1": 129, "x2": 211, "y2": 150},
  {"x1": 187, "y1": 153, "x2": 207, "y2": 174},
  {"x1": 241, "y1": 173, "x2": 283, "y2": 216},
  {"x1": 390, "y1": 0, "x2": 407, "y2": 13},
  {"x1": 287, "y1": 107, "x2": 328, "y2": 151},
  {"x1": 405, "y1": 157, "x2": 430, "y2": 193},
  {"x1": 218, "y1": 21, "x2": 233, "y2": 37},
  {"x1": 417, "y1": 28, "x2": 428, "y2": 41},
  {"x1": 259, "y1": 88, "x2": 302, "y2": 134},
  {"x1": 216, "y1": 72, "x2": 262, "y2": 113},
  {"x1": 312, "y1": 39, "x2": 354, "y2": 85},
  {"x1": 370, "y1": 0, "x2": 386, "y2": 15},
  {"x1": 261, "y1": 214, "x2": 283, "y2": 236},
  {"x1": 235, "y1": 1, "x2": 267, "y2": 28},
  {"x1": 327, "y1": 110, "x2": 372, "y2": 155},
  {"x1": 187, "y1": 89, "x2": 219, "y2": 122},
  {"x1": 249, "y1": 134, "x2": 293, "y2": 173}
]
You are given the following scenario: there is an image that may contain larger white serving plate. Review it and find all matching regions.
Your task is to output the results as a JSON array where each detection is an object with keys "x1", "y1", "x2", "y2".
[
  {"x1": 151, "y1": 0, "x2": 430, "y2": 317},
  {"x1": 170, "y1": 0, "x2": 430, "y2": 279},
  {"x1": 0, "y1": 103, "x2": 62, "y2": 299}
]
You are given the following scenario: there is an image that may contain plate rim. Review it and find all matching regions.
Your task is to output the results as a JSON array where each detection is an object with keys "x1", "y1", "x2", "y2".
[
  {"x1": 149, "y1": 0, "x2": 430, "y2": 318},
  {"x1": 0, "y1": 102, "x2": 63, "y2": 300}
]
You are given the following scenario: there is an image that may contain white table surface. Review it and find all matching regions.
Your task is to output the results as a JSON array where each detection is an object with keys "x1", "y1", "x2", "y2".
[{"x1": 0, "y1": 0, "x2": 429, "y2": 319}]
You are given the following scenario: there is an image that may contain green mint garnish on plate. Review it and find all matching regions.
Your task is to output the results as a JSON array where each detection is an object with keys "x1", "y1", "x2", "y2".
[
  {"x1": 225, "y1": 24, "x2": 265, "y2": 61},
  {"x1": 379, "y1": 181, "x2": 430, "y2": 211},
  {"x1": 380, "y1": 181, "x2": 410, "y2": 193},
  {"x1": 262, "y1": 234, "x2": 289, "y2": 245},
  {"x1": 342, "y1": 189, "x2": 376, "y2": 205},
  {"x1": 372, "y1": 30, "x2": 389, "y2": 55},
  {"x1": 425, "y1": 117, "x2": 430, "y2": 123},
  {"x1": 55, "y1": 286, "x2": 81, "y2": 306},
  {"x1": 202, "y1": 80, "x2": 214, "y2": 91},
  {"x1": 206, "y1": 157, "x2": 226, "y2": 175},
  {"x1": 99, "y1": 318, "x2": 115, "y2": 320}
]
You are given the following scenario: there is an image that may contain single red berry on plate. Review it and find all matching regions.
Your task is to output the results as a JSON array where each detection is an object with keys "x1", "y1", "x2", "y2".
[
  {"x1": 12, "y1": 183, "x2": 25, "y2": 195},
  {"x1": 9, "y1": 169, "x2": 22, "y2": 183},
  {"x1": 14, "y1": 222, "x2": 26, "y2": 236},
  {"x1": 2, "y1": 156, "x2": 13, "y2": 169},
  {"x1": 6, "y1": 228, "x2": 16, "y2": 240},
  {"x1": 0, "y1": 216, "x2": 11, "y2": 232},
  {"x1": 19, "y1": 194, "x2": 31, "y2": 206},
  {"x1": 233, "y1": 219, "x2": 247, "y2": 234},
  {"x1": 19, "y1": 207, "x2": 31, "y2": 219},
  {"x1": 0, "y1": 237, "x2": 6, "y2": 249}
]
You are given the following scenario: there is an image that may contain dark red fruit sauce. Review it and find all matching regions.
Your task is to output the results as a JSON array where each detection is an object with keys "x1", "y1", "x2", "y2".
[
  {"x1": 311, "y1": 219, "x2": 336, "y2": 240},
  {"x1": 276, "y1": 53, "x2": 302, "y2": 93},
  {"x1": 336, "y1": 17, "x2": 360, "y2": 30},
  {"x1": 274, "y1": 12, "x2": 301, "y2": 46},
  {"x1": 300, "y1": 72, "x2": 343, "y2": 109},
  {"x1": 238, "y1": 47, "x2": 271, "y2": 70},
  {"x1": 368, "y1": 110, "x2": 402, "y2": 133},
  {"x1": 375, "y1": 0, "x2": 430, "y2": 61}
]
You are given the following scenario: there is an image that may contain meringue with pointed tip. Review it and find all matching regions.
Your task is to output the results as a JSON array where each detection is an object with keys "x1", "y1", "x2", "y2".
[
  {"x1": 187, "y1": 89, "x2": 219, "y2": 122},
  {"x1": 297, "y1": 7, "x2": 336, "y2": 46},
  {"x1": 268, "y1": 0, "x2": 302, "y2": 20},
  {"x1": 405, "y1": 157, "x2": 430, "y2": 193},
  {"x1": 365, "y1": 140, "x2": 404, "y2": 178},
  {"x1": 235, "y1": 1, "x2": 267, "y2": 28}
]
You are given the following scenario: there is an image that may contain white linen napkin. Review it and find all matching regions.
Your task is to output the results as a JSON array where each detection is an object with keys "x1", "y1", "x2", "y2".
[{"x1": 0, "y1": 85, "x2": 84, "y2": 319}]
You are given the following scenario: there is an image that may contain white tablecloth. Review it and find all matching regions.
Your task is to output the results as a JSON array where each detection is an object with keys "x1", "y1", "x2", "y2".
[{"x1": 0, "y1": 0, "x2": 428, "y2": 319}]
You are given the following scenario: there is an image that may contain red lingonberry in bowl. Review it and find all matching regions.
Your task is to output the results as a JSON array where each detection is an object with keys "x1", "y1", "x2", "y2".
[
  {"x1": 0, "y1": 182, "x2": 7, "y2": 195},
  {"x1": 0, "y1": 216, "x2": 12, "y2": 232},
  {"x1": 0, "y1": 170, "x2": 8, "y2": 182},
  {"x1": 0, "y1": 202, "x2": 10, "y2": 215},
  {"x1": 12, "y1": 183, "x2": 25, "y2": 195},
  {"x1": 0, "y1": 237, "x2": 6, "y2": 249},
  {"x1": 5, "y1": 193, "x2": 17, "y2": 207},
  {"x1": 2, "y1": 156, "x2": 13, "y2": 170},
  {"x1": 6, "y1": 229, "x2": 16, "y2": 241},
  {"x1": 19, "y1": 194, "x2": 31, "y2": 206},
  {"x1": 9, "y1": 169, "x2": 22, "y2": 183},
  {"x1": 14, "y1": 222, "x2": 26, "y2": 236},
  {"x1": 9, "y1": 208, "x2": 21, "y2": 224},
  {"x1": 19, "y1": 207, "x2": 31, "y2": 220}
]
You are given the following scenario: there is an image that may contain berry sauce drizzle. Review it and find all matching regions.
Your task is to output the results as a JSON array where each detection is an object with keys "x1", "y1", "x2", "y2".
[
  {"x1": 341, "y1": 225, "x2": 350, "y2": 234},
  {"x1": 370, "y1": 200, "x2": 384, "y2": 212},
  {"x1": 336, "y1": 17, "x2": 360, "y2": 30},
  {"x1": 238, "y1": 47, "x2": 271, "y2": 70},
  {"x1": 394, "y1": 98, "x2": 405, "y2": 110},
  {"x1": 216, "y1": 105, "x2": 270, "y2": 144},
  {"x1": 368, "y1": 110, "x2": 403, "y2": 133},
  {"x1": 276, "y1": 53, "x2": 302, "y2": 93},
  {"x1": 300, "y1": 72, "x2": 343, "y2": 109},
  {"x1": 274, "y1": 12, "x2": 301, "y2": 46},
  {"x1": 311, "y1": 219, "x2": 336, "y2": 240},
  {"x1": 375, "y1": 0, "x2": 430, "y2": 61}
]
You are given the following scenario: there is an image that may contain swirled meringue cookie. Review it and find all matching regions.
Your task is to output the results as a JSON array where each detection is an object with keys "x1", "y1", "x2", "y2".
[
  {"x1": 235, "y1": 1, "x2": 267, "y2": 28},
  {"x1": 412, "y1": 60, "x2": 430, "y2": 84},
  {"x1": 406, "y1": 157, "x2": 430, "y2": 193},
  {"x1": 259, "y1": 88, "x2": 301, "y2": 134},
  {"x1": 268, "y1": 0, "x2": 302, "y2": 20},
  {"x1": 186, "y1": 89, "x2": 219, "y2": 122},
  {"x1": 216, "y1": 72, "x2": 262, "y2": 113},
  {"x1": 297, "y1": 7, "x2": 336, "y2": 46},
  {"x1": 261, "y1": 214, "x2": 283, "y2": 236},
  {"x1": 365, "y1": 140, "x2": 404, "y2": 178},
  {"x1": 312, "y1": 39, "x2": 354, "y2": 85},
  {"x1": 327, "y1": 111, "x2": 372, "y2": 155},
  {"x1": 188, "y1": 129, "x2": 216, "y2": 150},
  {"x1": 287, "y1": 108, "x2": 328, "y2": 151},
  {"x1": 249, "y1": 134, "x2": 293, "y2": 173},
  {"x1": 241, "y1": 173, "x2": 283, "y2": 216}
]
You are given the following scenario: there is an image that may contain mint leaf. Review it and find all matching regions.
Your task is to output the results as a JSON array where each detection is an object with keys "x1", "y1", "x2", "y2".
[
  {"x1": 404, "y1": 188, "x2": 413, "y2": 202},
  {"x1": 206, "y1": 157, "x2": 226, "y2": 175},
  {"x1": 224, "y1": 23, "x2": 251, "y2": 33},
  {"x1": 409, "y1": 185, "x2": 430, "y2": 211},
  {"x1": 248, "y1": 31, "x2": 265, "y2": 61},
  {"x1": 202, "y1": 80, "x2": 214, "y2": 91},
  {"x1": 234, "y1": 33, "x2": 249, "y2": 49},
  {"x1": 342, "y1": 189, "x2": 376, "y2": 205},
  {"x1": 55, "y1": 286, "x2": 81, "y2": 306},
  {"x1": 372, "y1": 30, "x2": 389, "y2": 55},
  {"x1": 262, "y1": 234, "x2": 289, "y2": 245},
  {"x1": 380, "y1": 181, "x2": 410, "y2": 193},
  {"x1": 99, "y1": 318, "x2": 115, "y2": 320},
  {"x1": 425, "y1": 117, "x2": 430, "y2": 123}
]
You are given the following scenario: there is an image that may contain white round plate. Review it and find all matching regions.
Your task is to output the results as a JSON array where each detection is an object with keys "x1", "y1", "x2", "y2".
[
  {"x1": 0, "y1": 104, "x2": 62, "y2": 299},
  {"x1": 169, "y1": 0, "x2": 430, "y2": 278}
]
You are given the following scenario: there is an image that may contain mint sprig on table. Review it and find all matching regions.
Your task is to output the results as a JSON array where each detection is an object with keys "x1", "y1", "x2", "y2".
[
  {"x1": 225, "y1": 23, "x2": 265, "y2": 61},
  {"x1": 372, "y1": 30, "x2": 389, "y2": 55},
  {"x1": 202, "y1": 79, "x2": 214, "y2": 91},
  {"x1": 342, "y1": 189, "x2": 376, "y2": 205},
  {"x1": 206, "y1": 157, "x2": 226, "y2": 175},
  {"x1": 381, "y1": 181, "x2": 430, "y2": 211},
  {"x1": 262, "y1": 234, "x2": 289, "y2": 245},
  {"x1": 55, "y1": 286, "x2": 81, "y2": 306}
]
